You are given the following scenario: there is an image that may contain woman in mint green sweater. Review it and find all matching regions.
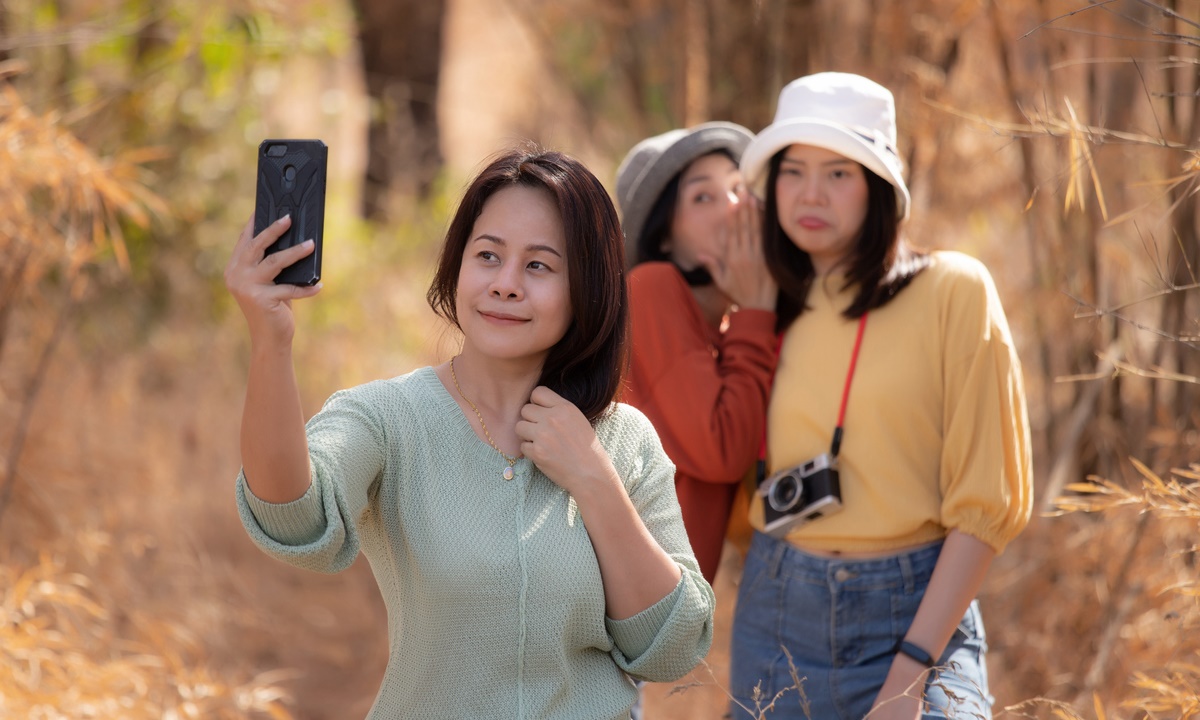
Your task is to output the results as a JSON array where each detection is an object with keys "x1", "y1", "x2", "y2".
[{"x1": 224, "y1": 148, "x2": 715, "y2": 719}]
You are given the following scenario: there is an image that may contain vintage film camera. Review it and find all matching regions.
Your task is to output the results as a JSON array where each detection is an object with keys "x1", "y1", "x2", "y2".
[{"x1": 759, "y1": 452, "x2": 843, "y2": 537}]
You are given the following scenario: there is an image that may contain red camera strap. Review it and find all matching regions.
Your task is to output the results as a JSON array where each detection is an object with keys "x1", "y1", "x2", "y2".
[
  {"x1": 756, "y1": 311, "x2": 868, "y2": 482},
  {"x1": 830, "y1": 311, "x2": 868, "y2": 458}
]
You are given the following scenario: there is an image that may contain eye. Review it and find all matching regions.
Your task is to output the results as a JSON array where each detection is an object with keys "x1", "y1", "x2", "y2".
[
  {"x1": 527, "y1": 260, "x2": 548, "y2": 271},
  {"x1": 477, "y1": 250, "x2": 499, "y2": 263}
]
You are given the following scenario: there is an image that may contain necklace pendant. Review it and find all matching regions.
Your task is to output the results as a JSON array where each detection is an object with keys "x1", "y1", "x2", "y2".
[{"x1": 502, "y1": 465, "x2": 515, "y2": 481}]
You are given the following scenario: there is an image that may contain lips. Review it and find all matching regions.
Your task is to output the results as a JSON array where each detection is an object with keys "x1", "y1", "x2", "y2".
[
  {"x1": 797, "y1": 216, "x2": 829, "y2": 230},
  {"x1": 479, "y1": 310, "x2": 528, "y2": 323}
]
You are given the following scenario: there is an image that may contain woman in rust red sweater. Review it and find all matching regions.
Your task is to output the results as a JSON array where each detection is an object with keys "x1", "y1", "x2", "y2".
[{"x1": 615, "y1": 123, "x2": 779, "y2": 583}]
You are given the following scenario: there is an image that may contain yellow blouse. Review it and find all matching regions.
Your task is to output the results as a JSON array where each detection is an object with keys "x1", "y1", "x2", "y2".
[{"x1": 750, "y1": 251, "x2": 1033, "y2": 554}]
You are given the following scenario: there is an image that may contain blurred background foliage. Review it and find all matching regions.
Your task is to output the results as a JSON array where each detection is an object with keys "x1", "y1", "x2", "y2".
[{"x1": 0, "y1": 0, "x2": 1197, "y2": 718}]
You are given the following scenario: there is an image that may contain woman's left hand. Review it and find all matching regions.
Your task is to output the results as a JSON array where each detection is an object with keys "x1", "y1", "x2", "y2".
[
  {"x1": 866, "y1": 658, "x2": 926, "y2": 720},
  {"x1": 517, "y1": 386, "x2": 620, "y2": 498}
]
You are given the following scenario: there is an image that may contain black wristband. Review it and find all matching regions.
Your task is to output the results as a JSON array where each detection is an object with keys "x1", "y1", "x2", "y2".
[{"x1": 895, "y1": 639, "x2": 936, "y2": 668}]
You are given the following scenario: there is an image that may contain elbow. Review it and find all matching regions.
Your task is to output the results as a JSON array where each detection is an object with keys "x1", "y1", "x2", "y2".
[{"x1": 630, "y1": 618, "x2": 714, "y2": 683}]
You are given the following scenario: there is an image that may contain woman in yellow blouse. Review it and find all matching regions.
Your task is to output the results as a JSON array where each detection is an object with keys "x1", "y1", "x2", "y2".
[{"x1": 729, "y1": 73, "x2": 1033, "y2": 719}]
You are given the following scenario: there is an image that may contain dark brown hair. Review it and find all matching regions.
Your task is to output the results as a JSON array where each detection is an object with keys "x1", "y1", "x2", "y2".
[
  {"x1": 762, "y1": 149, "x2": 930, "y2": 332},
  {"x1": 427, "y1": 148, "x2": 628, "y2": 422}
]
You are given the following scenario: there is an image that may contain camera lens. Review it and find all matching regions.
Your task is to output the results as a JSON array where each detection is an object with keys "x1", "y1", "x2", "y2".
[{"x1": 768, "y1": 475, "x2": 804, "y2": 512}]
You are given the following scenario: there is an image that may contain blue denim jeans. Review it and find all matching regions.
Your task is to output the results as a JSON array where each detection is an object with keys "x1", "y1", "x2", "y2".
[{"x1": 730, "y1": 531, "x2": 992, "y2": 719}]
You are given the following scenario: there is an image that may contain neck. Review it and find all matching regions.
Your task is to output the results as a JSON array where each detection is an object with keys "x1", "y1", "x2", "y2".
[
  {"x1": 689, "y1": 284, "x2": 731, "y2": 329},
  {"x1": 450, "y1": 348, "x2": 543, "y2": 417}
]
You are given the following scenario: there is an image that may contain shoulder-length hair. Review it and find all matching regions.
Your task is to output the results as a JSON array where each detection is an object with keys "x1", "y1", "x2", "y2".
[
  {"x1": 426, "y1": 148, "x2": 628, "y2": 422},
  {"x1": 762, "y1": 149, "x2": 930, "y2": 332}
]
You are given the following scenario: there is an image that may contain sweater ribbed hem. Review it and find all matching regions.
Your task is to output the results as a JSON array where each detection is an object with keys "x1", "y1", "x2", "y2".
[
  {"x1": 606, "y1": 577, "x2": 684, "y2": 660},
  {"x1": 238, "y1": 469, "x2": 327, "y2": 545}
]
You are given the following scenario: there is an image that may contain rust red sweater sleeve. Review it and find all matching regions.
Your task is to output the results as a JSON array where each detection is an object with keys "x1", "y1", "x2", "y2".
[{"x1": 624, "y1": 262, "x2": 778, "y2": 483}]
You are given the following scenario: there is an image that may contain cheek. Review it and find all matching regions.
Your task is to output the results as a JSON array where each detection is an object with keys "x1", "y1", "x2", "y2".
[
  {"x1": 850, "y1": 189, "x2": 870, "y2": 224},
  {"x1": 773, "y1": 180, "x2": 796, "y2": 215},
  {"x1": 671, "y1": 212, "x2": 710, "y2": 252}
]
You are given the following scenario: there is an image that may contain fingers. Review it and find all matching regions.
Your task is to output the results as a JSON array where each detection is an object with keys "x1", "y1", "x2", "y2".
[
  {"x1": 696, "y1": 253, "x2": 724, "y2": 284},
  {"x1": 232, "y1": 214, "x2": 287, "y2": 264},
  {"x1": 259, "y1": 238, "x2": 315, "y2": 278},
  {"x1": 745, "y1": 194, "x2": 763, "y2": 250},
  {"x1": 252, "y1": 214, "x2": 294, "y2": 257},
  {"x1": 527, "y1": 385, "x2": 565, "y2": 408},
  {"x1": 733, "y1": 190, "x2": 759, "y2": 253},
  {"x1": 226, "y1": 212, "x2": 318, "y2": 302}
]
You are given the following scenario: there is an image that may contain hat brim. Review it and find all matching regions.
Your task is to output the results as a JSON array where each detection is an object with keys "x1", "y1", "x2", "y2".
[
  {"x1": 740, "y1": 119, "x2": 910, "y2": 219},
  {"x1": 620, "y1": 122, "x2": 753, "y2": 266}
]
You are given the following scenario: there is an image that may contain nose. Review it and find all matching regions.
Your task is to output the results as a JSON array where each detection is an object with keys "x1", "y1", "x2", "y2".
[
  {"x1": 799, "y1": 175, "x2": 825, "y2": 205},
  {"x1": 488, "y1": 261, "x2": 523, "y2": 300}
]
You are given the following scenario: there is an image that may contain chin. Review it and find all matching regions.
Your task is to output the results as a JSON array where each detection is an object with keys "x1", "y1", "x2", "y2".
[{"x1": 470, "y1": 338, "x2": 555, "y2": 364}]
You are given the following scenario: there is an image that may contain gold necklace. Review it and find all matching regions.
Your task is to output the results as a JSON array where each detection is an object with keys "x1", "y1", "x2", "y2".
[{"x1": 449, "y1": 356, "x2": 521, "y2": 480}]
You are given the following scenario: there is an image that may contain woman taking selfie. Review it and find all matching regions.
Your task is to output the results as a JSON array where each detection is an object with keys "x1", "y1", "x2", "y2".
[
  {"x1": 615, "y1": 122, "x2": 778, "y2": 585},
  {"x1": 729, "y1": 73, "x2": 1033, "y2": 719},
  {"x1": 225, "y1": 148, "x2": 714, "y2": 720}
]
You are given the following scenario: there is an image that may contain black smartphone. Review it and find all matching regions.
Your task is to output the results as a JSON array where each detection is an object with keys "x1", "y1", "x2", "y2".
[{"x1": 253, "y1": 139, "x2": 328, "y2": 285}]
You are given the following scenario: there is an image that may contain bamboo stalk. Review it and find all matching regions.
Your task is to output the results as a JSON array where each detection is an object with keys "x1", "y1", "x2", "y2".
[
  {"x1": 1042, "y1": 341, "x2": 1123, "y2": 512},
  {"x1": 1070, "y1": 515, "x2": 1150, "y2": 707}
]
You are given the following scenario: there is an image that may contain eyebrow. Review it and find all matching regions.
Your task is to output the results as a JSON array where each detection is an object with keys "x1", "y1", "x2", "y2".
[
  {"x1": 473, "y1": 234, "x2": 563, "y2": 258},
  {"x1": 781, "y1": 156, "x2": 855, "y2": 167}
]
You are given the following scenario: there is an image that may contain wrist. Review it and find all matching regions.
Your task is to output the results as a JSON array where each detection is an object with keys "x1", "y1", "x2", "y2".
[
  {"x1": 895, "y1": 638, "x2": 938, "y2": 668},
  {"x1": 249, "y1": 332, "x2": 296, "y2": 357}
]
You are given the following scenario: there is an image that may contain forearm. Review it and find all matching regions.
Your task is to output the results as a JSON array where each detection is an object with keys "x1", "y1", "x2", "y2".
[
  {"x1": 240, "y1": 341, "x2": 312, "y2": 503},
  {"x1": 903, "y1": 530, "x2": 994, "y2": 655},
  {"x1": 872, "y1": 530, "x2": 995, "y2": 712},
  {"x1": 574, "y1": 472, "x2": 683, "y2": 620}
]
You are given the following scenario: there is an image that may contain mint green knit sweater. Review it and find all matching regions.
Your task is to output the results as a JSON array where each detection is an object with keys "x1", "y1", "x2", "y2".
[{"x1": 235, "y1": 367, "x2": 715, "y2": 719}]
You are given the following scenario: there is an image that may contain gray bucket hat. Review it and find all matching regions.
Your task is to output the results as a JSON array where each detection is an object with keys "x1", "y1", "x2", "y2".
[{"x1": 615, "y1": 121, "x2": 754, "y2": 266}]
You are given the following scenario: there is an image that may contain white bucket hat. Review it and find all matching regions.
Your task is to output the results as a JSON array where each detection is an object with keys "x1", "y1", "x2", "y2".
[
  {"x1": 740, "y1": 72, "x2": 910, "y2": 219},
  {"x1": 615, "y1": 121, "x2": 754, "y2": 266}
]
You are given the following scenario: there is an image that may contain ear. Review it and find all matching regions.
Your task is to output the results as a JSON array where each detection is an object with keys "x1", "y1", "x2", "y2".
[{"x1": 659, "y1": 237, "x2": 673, "y2": 255}]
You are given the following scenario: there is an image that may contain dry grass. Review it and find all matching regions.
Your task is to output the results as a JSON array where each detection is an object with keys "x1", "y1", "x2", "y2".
[
  {"x1": 0, "y1": 77, "x2": 305, "y2": 720},
  {"x1": 0, "y1": 554, "x2": 296, "y2": 720}
]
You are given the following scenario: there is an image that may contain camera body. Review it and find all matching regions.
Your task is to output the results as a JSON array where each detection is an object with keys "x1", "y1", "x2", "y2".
[{"x1": 759, "y1": 452, "x2": 843, "y2": 537}]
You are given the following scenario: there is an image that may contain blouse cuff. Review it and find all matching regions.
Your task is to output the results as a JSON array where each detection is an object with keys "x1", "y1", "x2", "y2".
[
  {"x1": 606, "y1": 577, "x2": 685, "y2": 660},
  {"x1": 237, "y1": 468, "x2": 327, "y2": 546},
  {"x1": 726, "y1": 308, "x2": 777, "y2": 335},
  {"x1": 947, "y1": 510, "x2": 1017, "y2": 555}
]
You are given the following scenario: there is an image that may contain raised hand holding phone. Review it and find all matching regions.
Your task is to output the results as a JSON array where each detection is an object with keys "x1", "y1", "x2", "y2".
[{"x1": 224, "y1": 214, "x2": 322, "y2": 347}]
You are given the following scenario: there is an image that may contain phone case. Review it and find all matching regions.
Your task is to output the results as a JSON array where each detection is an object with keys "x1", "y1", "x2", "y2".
[{"x1": 253, "y1": 139, "x2": 328, "y2": 285}]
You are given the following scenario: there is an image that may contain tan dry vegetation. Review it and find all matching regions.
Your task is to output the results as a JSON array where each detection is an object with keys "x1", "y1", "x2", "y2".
[{"x1": 2, "y1": 0, "x2": 1200, "y2": 719}]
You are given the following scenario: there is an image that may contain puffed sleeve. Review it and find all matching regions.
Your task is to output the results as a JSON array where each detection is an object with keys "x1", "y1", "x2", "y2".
[
  {"x1": 599, "y1": 405, "x2": 716, "y2": 681},
  {"x1": 938, "y1": 257, "x2": 1034, "y2": 554},
  {"x1": 235, "y1": 383, "x2": 388, "y2": 573}
]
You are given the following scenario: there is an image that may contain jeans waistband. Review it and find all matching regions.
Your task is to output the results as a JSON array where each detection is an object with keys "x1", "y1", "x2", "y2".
[{"x1": 749, "y1": 531, "x2": 944, "y2": 592}]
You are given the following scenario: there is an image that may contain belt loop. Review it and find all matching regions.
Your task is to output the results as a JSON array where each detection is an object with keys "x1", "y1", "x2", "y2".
[
  {"x1": 768, "y1": 535, "x2": 786, "y2": 580},
  {"x1": 899, "y1": 552, "x2": 915, "y2": 595}
]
